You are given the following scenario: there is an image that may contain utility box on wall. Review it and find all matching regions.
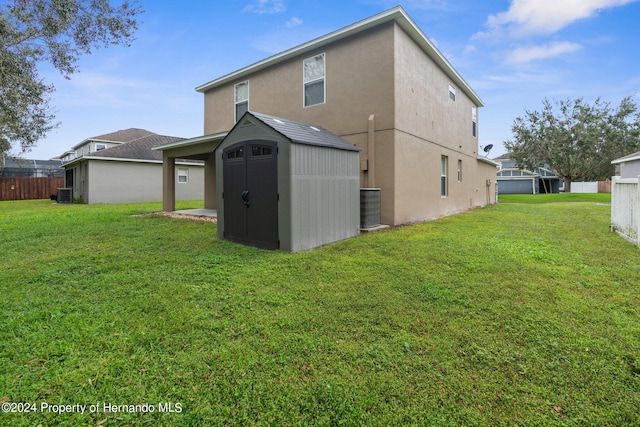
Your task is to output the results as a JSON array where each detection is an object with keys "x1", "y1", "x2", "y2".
[{"x1": 216, "y1": 112, "x2": 361, "y2": 252}]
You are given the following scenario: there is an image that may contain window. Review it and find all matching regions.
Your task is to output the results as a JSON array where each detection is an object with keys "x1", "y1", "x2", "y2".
[
  {"x1": 303, "y1": 53, "x2": 325, "y2": 107},
  {"x1": 457, "y1": 159, "x2": 462, "y2": 182},
  {"x1": 251, "y1": 146, "x2": 273, "y2": 157},
  {"x1": 472, "y1": 106, "x2": 477, "y2": 137},
  {"x1": 448, "y1": 84, "x2": 456, "y2": 101},
  {"x1": 95, "y1": 143, "x2": 106, "y2": 151},
  {"x1": 177, "y1": 168, "x2": 188, "y2": 184},
  {"x1": 441, "y1": 156, "x2": 448, "y2": 197},
  {"x1": 227, "y1": 147, "x2": 244, "y2": 160},
  {"x1": 65, "y1": 169, "x2": 74, "y2": 187},
  {"x1": 235, "y1": 81, "x2": 249, "y2": 122}
]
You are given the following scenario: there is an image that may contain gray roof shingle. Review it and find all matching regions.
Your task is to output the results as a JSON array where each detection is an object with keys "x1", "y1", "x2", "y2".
[
  {"x1": 90, "y1": 134, "x2": 187, "y2": 161},
  {"x1": 248, "y1": 112, "x2": 360, "y2": 152},
  {"x1": 90, "y1": 128, "x2": 157, "y2": 143}
]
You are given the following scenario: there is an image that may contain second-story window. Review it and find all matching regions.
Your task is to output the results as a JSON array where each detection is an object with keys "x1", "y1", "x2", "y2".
[
  {"x1": 235, "y1": 81, "x2": 249, "y2": 122},
  {"x1": 303, "y1": 53, "x2": 325, "y2": 107},
  {"x1": 472, "y1": 106, "x2": 477, "y2": 137}
]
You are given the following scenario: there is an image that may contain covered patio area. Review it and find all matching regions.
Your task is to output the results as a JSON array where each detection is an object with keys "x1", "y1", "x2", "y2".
[{"x1": 152, "y1": 132, "x2": 227, "y2": 212}]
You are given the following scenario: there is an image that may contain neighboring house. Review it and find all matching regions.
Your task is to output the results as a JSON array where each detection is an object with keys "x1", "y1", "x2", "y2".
[
  {"x1": 494, "y1": 153, "x2": 562, "y2": 194},
  {"x1": 60, "y1": 129, "x2": 204, "y2": 204},
  {"x1": 612, "y1": 151, "x2": 640, "y2": 178},
  {"x1": 156, "y1": 6, "x2": 498, "y2": 230},
  {"x1": 0, "y1": 155, "x2": 63, "y2": 177}
]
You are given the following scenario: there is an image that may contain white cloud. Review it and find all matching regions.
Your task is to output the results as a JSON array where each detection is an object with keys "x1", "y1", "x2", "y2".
[
  {"x1": 487, "y1": 0, "x2": 637, "y2": 36},
  {"x1": 505, "y1": 41, "x2": 582, "y2": 63},
  {"x1": 244, "y1": 0, "x2": 286, "y2": 14},
  {"x1": 286, "y1": 17, "x2": 303, "y2": 28}
]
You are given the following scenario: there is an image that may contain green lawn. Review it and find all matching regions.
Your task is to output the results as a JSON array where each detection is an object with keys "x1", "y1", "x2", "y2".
[
  {"x1": 498, "y1": 192, "x2": 611, "y2": 204},
  {"x1": 1, "y1": 197, "x2": 638, "y2": 426}
]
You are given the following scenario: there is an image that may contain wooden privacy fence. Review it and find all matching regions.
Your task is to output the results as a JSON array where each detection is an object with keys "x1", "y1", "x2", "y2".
[
  {"x1": 611, "y1": 176, "x2": 640, "y2": 246},
  {"x1": 598, "y1": 180, "x2": 612, "y2": 193},
  {"x1": 0, "y1": 177, "x2": 65, "y2": 201}
]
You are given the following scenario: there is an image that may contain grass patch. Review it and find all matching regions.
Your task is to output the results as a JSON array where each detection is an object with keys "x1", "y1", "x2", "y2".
[
  {"x1": 499, "y1": 193, "x2": 611, "y2": 204},
  {"x1": 1, "y1": 198, "x2": 638, "y2": 426}
]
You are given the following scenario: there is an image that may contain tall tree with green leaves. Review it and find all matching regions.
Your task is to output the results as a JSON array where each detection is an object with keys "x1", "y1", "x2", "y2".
[
  {"x1": 0, "y1": 0, "x2": 142, "y2": 155},
  {"x1": 504, "y1": 97, "x2": 640, "y2": 192}
]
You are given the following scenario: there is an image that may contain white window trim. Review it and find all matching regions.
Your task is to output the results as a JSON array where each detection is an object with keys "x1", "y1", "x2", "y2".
[
  {"x1": 177, "y1": 168, "x2": 188, "y2": 184},
  {"x1": 448, "y1": 84, "x2": 456, "y2": 102},
  {"x1": 472, "y1": 106, "x2": 477, "y2": 137},
  {"x1": 441, "y1": 155, "x2": 448, "y2": 197},
  {"x1": 303, "y1": 53, "x2": 326, "y2": 108},
  {"x1": 234, "y1": 81, "x2": 249, "y2": 123}
]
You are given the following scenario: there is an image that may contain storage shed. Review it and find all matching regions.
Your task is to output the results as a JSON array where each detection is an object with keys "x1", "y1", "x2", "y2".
[{"x1": 216, "y1": 111, "x2": 361, "y2": 252}]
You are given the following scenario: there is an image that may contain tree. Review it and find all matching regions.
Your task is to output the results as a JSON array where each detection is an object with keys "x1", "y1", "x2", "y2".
[
  {"x1": 0, "y1": 0, "x2": 142, "y2": 155},
  {"x1": 504, "y1": 97, "x2": 640, "y2": 192}
]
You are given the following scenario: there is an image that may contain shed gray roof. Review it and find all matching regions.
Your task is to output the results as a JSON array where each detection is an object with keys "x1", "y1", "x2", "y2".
[
  {"x1": 247, "y1": 112, "x2": 360, "y2": 152},
  {"x1": 89, "y1": 134, "x2": 188, "y2": 161}
]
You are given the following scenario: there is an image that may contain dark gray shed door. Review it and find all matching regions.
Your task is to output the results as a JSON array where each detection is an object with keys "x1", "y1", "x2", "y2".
[{"x1": 222, "y1": 140, "x2": 279, "y2": 249}]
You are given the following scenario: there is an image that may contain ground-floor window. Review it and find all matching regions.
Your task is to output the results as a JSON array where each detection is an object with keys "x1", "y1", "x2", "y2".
[
  {"x1": 178, "y1": 168, "x2": 188, "y2": 183},
  {"x1": 441, "y1": 155, "x2": 448, "y2": 197}
]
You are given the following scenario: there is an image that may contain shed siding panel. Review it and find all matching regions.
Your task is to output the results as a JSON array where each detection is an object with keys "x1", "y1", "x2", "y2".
[{"x1": 290, "y1": 144, "x2": 360, "y2": 252}]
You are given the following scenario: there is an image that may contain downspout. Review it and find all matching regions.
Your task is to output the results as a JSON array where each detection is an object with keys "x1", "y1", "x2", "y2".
[{"x1": 368, "y1": 114, "x2": 376, "y2": 188}]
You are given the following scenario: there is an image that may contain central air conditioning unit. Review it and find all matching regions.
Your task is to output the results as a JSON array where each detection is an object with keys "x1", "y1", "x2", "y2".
[
  {"x1": 57, "y1": 188, "x2": 73, "y2": 203},
  {"x1": 360, "y1": 188, "x2": 381, "y2": 229}
]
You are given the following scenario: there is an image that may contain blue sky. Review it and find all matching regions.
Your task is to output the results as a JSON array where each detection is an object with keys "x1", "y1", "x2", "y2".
[{"x1": 25, "y1": 0, "x2": 640, "y2": 160}]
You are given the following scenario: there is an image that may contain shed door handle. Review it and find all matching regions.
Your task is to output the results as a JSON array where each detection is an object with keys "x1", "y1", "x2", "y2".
[{"x1": 241, "y1": 190, "x2": 250, "y2": 206}]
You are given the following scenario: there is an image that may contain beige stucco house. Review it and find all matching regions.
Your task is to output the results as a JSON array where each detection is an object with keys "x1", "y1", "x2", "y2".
[
  {"x1": 61, "y1": 129, "x2": 204, "y2": 204},
  {"x1": 156, "y1": 6, "x2": 497, "y2": 227}
]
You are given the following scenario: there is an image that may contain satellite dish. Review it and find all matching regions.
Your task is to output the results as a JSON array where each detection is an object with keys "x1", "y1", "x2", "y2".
[{"x1": 483, "y1": 144, "x2": 494, "y2": 154}]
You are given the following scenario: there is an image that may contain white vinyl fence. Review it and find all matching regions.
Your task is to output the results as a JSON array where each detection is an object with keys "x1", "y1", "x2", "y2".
[
  {"x1": 611, "y1": 176, "x2": 640, "y2": 246},
  {"x1": 571, "y1": 181, "x2": 599, "y2": 193}
]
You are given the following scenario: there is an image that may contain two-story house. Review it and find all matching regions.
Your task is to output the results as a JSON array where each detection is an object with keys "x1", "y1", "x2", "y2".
[
  {"x1": 156, "y1": 6, "x2": 497, "y2": 227},
  {"x1": 494, "y1": 153, "x2": 562, "y2": 194}
]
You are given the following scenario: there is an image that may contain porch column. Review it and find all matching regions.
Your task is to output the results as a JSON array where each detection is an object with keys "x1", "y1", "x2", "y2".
[
  {"x1": 163, "y1": 155, "x2": 175, "y2": 212},
  {"x1": 204, "y1": 152, "x2": 217, "y2": 209}
]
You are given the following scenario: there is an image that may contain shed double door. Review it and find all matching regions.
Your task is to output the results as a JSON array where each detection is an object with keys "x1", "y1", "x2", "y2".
[{"x1": 223, "y1": 140, "x2": 279, "y2": 249}]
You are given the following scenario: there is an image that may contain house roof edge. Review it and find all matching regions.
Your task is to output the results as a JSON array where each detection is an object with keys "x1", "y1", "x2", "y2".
[
  {"x1": 152, "y1": 132, "x2": 228, "y2": 151},
  {"x1": 194, "y1": 6, "x2": 483, "y2": 107}
]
